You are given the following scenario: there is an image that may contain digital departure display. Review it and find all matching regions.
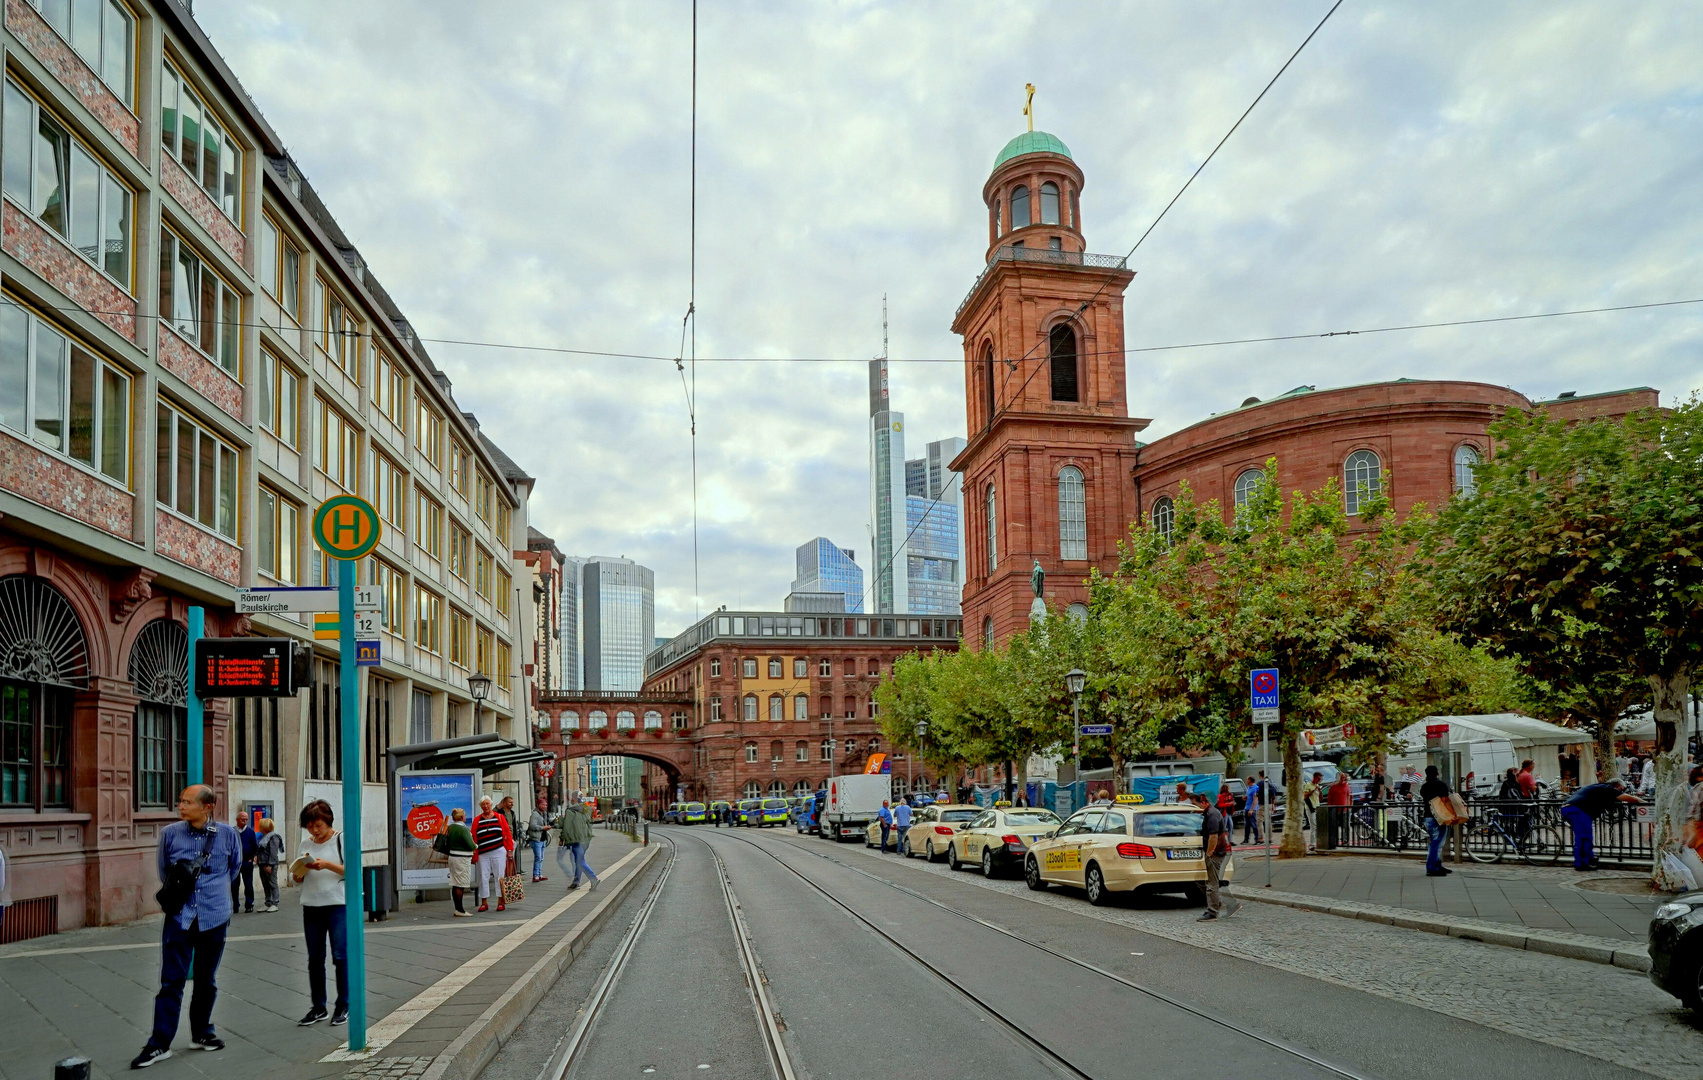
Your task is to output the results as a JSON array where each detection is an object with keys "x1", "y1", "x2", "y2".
[{"x1": 195, "y1": 638, "x2": 301, "y2": 698}]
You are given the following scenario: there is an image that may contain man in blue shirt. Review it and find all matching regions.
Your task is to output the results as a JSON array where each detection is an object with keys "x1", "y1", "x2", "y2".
[
  {"x1": 1562, "y1": 779, "x2": 1642, "y2": 871},
  {"x1": 132, "y1": 785, "x2": 243, "y2": 1069},
  {"x1": 893, "y1": 799, "x2": 913, "y2": 855},
  {"x1": 877, "y1": 801, "x2": 894, "y2": 852}
]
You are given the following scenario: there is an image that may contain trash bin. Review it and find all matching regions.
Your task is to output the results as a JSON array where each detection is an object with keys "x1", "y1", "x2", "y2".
[
  {"x1": 362, "y1": 865, "x2": 392, "y2": 921},
  {"x1": 1316, "y1": 806, "x2": 1334, "y2": 850}
]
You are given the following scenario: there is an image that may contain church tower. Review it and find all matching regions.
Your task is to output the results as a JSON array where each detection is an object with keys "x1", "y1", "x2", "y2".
[{"x1": 949, "y1": 127, "x2": 1148, "y2": 648}]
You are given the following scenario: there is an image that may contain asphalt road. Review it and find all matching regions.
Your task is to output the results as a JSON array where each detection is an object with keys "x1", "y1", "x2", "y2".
[{"x1": 482, "y1": 825, "x2": 1667, "y2": 1080}]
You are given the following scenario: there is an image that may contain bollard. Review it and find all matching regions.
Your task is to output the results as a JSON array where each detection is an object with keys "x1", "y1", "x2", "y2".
[
  {"x1": 55, "y1": 1058, "x2": 90, "y2": 1080},
  {"x1": 643, "y1": 823, "x2": 650, "y2": 846}
]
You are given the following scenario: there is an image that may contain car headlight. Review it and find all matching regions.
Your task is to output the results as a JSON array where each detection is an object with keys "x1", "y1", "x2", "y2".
[{"x1": 1653, "y1": 902, "x2": 1696, "y2": 922}]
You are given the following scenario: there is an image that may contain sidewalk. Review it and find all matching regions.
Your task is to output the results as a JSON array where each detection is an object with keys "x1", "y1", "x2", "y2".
[{"x1": 0, "y1": 839, "x2": 656, "y2": 1080}]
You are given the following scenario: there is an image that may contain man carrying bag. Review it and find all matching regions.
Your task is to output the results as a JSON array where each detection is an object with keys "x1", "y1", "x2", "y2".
[{"x1": 1421, "y1": 766, "x2": 1466, "y2": 877}]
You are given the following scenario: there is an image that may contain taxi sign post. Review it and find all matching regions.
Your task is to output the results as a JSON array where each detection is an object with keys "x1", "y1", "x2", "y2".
[
  {"x1": 1250, "y1": 668, "x2": 1280, "y2": 888},
  {"x1": 311, "y1": 496, "x2": 382, "y2": 1052}
]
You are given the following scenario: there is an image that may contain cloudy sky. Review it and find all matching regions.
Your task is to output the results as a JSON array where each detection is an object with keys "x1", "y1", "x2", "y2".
[{"x1": 197, "y1": 1, "x2": 1703, "y2": 636}]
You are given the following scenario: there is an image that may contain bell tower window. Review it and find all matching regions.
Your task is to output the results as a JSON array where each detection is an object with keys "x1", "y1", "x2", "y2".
[
  {"x1": 1040, "y1": 182, "x2": 1060, "y2": 225},
  {"x1": 981, "y1": 344, "x2": 996, "y2": 429},
  {"x1": 992, "y1": 199, "x2": 1002, "y2": 239},
  {"x1": 1011, "y1": 185, "x2": 1030, "y2": 228},
  {"x1": 1049, "y1": 324, "x2": 1078, "y2": 402},
  {"x1": 1058, "y1": 466, "x2": 1086, "y2": 560},
  {"x1": 984, "y1": 482, "x2": 997, "y2": 572}
]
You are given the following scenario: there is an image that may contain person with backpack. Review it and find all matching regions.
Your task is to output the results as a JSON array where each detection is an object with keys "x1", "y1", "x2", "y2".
[
  {"x1": 131, "y1": 785, "x2": 242, "y2": 1069},
  {"x1": 1193, "y1": 791, "x2": 1238, "y2": 921},
  {"x1": 292, "y1": 799, "x2": 349, "y2": 1027}
]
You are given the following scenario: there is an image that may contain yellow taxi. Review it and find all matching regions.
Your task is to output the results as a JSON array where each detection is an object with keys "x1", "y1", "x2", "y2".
[
  {"x1": 1023, "y1": 797, "x2": 1230, "y2": 906},
  {"x1": 945, "y1": 805, "x2": 1062, "y2": 877},
  {"x1": 894, "y1": 803, "x2": 983, "y2": 861}
]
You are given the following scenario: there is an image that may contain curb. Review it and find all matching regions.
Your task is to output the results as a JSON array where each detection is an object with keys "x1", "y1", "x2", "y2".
[
  {"x1": 421, "y1": 843, "x2": 663, "y2": 1080},
  {"x1": 1227, "y1": 885, "x2": 1651, "y2": 972}
]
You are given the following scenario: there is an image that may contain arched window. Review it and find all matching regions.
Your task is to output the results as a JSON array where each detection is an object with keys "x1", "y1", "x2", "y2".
[
  {"x1": 562, "y1": 710, "x2": 580, "y2": 730},
  {"x1": 745, "y1": 741, "x2": 758, "y2": 762},
  {"x1": 981, "y1": 343, "x2": 996, "y2": 428},
  {"x1": 1344, "y1": 450, "x2": 1382, "y2": 515},
  {"x1": 767, "y1": 658, "x2": 782, "y2": 678},
  {"x1": 616, "y1": 710, "x2": 635, "y2": 729},
  {"x1": 589, "y1": 709, "x2": 608, "y2": 729},
  {"x1": 130, "y1": 618, "x2": 186, "y2": 809},
  {"x1": 793, "y1": 778, "x2": 812, "y2": 795},
  {"x1": 1058, "y1": 466, "x2": 1087, "y2": 559},
  {"x1": 983, "y1": 617, "x2": 994, "y2": 649},
  {"x1": 1151, "y1": 495, "x2": 1175, "y2": 542},
  {"x1": 992, "y1": 199, "x2": 1001, "y2": 239},
  {"x1": 1453, "y1": 444, "x2": 1481, "y2": 497},
  {"x1": 983, "y1": 482, "x2": 999, "y2": 572},
  {"x1": 768, "y1": 779, "x2": 787, "y2": 797},
  {"x1": 1040, "y1": 181, "x2": 1060, "y2": 225},
  {"x1": 1067, "y1": 602, "x2": 1090, "y2": 624},
  {"x1": 1011, "y1": 185, "x2": 1030, "y2": 228},
  {"x1": 1233, "y1": 469, "x2": 1264, "y2": 508},
  {"x1": 794, "y1": 694, "x2": 808, "y2": 721},
  {"x1": 742, "y1": 779, "x2": 761, "y2": 798},
  {"x1": 643, "y1": 710, "x2": 662, "y2": 729},
  {"x1": 742, "y1": 694, "x2": 757, "y2": 721},
  {"x1": 1048, "y1": 324, "x2": 1078, "y2": 402},
  {"x1": 768, "y1": 694, "x2": 783, "y2": 721}
]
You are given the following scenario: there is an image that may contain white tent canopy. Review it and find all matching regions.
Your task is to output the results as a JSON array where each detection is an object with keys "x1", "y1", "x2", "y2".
[
  {"x1": 1391, "y1": 713, "x2": 1593, "y2": 787},
  {"x1": 1614, "y1": 696, "x2": 1700, "y2": 742}
]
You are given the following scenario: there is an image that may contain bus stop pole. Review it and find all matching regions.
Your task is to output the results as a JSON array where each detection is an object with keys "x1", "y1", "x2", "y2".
[
  {"x1": 187, "y1": 607, "x2": 204, "y2": 786},
  {"x1": 338, "y1": 558, "x2": 367, "y2": 1049}
]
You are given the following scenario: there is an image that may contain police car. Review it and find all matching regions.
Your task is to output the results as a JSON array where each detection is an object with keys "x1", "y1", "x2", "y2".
[
  {"x1": 946, "y1": 804, "x2": 1062, "y2": 877},
  {"x1": 1023, "y1": 796, "x2": 1229, "y2": 906},
  {"x1": 680, "y1": 802, "x2": 707, "y2": 825}
]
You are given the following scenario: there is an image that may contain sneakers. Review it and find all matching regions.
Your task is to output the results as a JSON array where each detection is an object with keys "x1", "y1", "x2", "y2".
[
  {"x1": 330, "y1": 1006, "x2": 348, "y2": 1027},
  {"x1": 264, "y1": 904, "x2": 279, "y2": 913},
  {"x1": 533, "y1": 876, "x2": 548, "y2": 882},
  {"x1": 1197, "y1": 910, "x2": 1219, "y2": 921},
  {"x1": 1223, "y1": 899, "x2": 1241, "y2": 918},
  {"x1": 454, "y1": 910, "x2": 473, "y2": 917},
  {"x1": 1426, "y1": 869, "x2": 1448, "y2": 877},
  {"x1": 298, "y1": 1006, "x2": 328, "y2": 1026},
  {"x1": 190, "y1": 1035, "x2": 224, "y2": 1052},
  {"x1": 588, "y1": 878, "x2": 600, "y2": 891},
  {"x1": 130, "y1": 1047, "x2": 171, "y2": 1069}
]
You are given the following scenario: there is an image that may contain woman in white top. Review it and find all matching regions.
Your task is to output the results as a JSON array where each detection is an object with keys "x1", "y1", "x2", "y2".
[{"x1": 291, "y1": 799, "x2": 349, "y2": 1027}]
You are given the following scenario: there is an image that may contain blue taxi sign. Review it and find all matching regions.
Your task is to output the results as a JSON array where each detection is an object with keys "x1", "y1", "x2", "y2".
[{"x1": 1250, "y1": 668, "x2": 1279, "y2": 724}]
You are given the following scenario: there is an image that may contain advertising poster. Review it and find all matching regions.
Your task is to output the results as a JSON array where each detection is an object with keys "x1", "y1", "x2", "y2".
[
  {"x1": 1125, "y1": 774, "x2": 1223, "y2": 804},
  {"x1": 397, "y1": 769, "x2": 480, "y2": 887}
]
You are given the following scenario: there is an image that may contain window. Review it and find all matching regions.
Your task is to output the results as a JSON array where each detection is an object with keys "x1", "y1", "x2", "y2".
[
  {"x1": 1058, "y1": 465, "x2": 1087, "y2": 560},
  {"x1": 1011, "y1": 185, "x2": 1030, "y2": 227},
  {"x1": 562, "y1": 710, "x2": 580, "y2": 730},
  {"x1": 476, "y1": 626, "x2": 493, "y2": 677},
  {"x1": 496, "y1": 501, "x2": 512, "y2": 543},
  {"x1": 745, "y1": 741, "x2": 758, "y2": 763},
  {"x1": 984, "y1": 483, "x2": 997, "y2": 571},
  {"x1": 306, "y1": 658, "x2": 341, "y2": 780},
  {"x1": 820, "y1": 739, "x2": 831, "y2": 761},
  {"x1": 475, "y1": 471, "x2": 495, "y2": 524},
  {"x1": 415, "y1": 490, "x2": 444, "y2": 560},
  {"x1": 158, "y1": 230, "x2": 238, "y2": 373},
  {"x1": 415, "y1": 587, "x2": 442, "y2": 653},
  {"x1": 709, "y1": 698, "x2": 722, "y2": 722},
  {"x1": 312, "y1": 396, "x2": 358, "y2": 491},
  {"x1": 1233, "y1": 469, "x2": 1264, "y2": 509},
  {"x1": 368, "y1": 558, "x2": 405, "y2": 634},
  {"x1": 845, "y1": 739, "x2": 858, "y2": 759},
  {"x1": 868, "y1": 699, "x2": 878, "y2": 718},
  {"x1": 155, "y1": 402, "x2": 237, "y2": 538},
  {"x1": 743, "y1": 694, "x2": 757, "y2": 721},
  {"x1": 475, "y1": 548, "x2": 494, "y2": 600},
  {"x1": 257, "y1": 216, "x2": 301, "y2": 320},
  {"x1": 742, "y1": 658, "x2": 757, "y2": 678},
  {"x1": 589, "y1": 709, "x2": 607, "y2": 730},
  {"x1": 792, "y1": 657, "x2": 807, "y2": 678},
  {"x1": 742, "y1": 779, "x2": 762, "y2": 799},
  {"x1": 710, "y1": 658, "x2": 722, "y2": 678},
  {"x1": 312, "y1": 277, "x2": 359, "y2": 377},
  {"x1": 768, "y1": 658, "x2": 782, "y2": 679},
  {"x1": 867, "y1": 659, "x2": 880, "y2": 676},
  {"x1": 446, "y1": 523, "x2": 470, "y2": 581},
  {"x1": 983, "y1": 617, "x2": 994, "y2": 649},
  {"x1": 361, "y1": 675, "x2": 392, "y2": 784},
  {"x1": 374, "y1": 350, "x2": 406, "y2": 428},
  {"x1": 2, "y1": 80, "x2": 133, "y2": 288},
  {"x1": 1040, "y1": 181, "x2": 1060, "y2": 225},
  {"x1": 159, "y1": 62, "x2": 239, "y2": 222},
  {"x1": 256, "y1": 487, "x2": 297, "y2": 583},
  {"x1": 1048, "y1": 324, "x2": 1078, "y2": 402},
  {"x1": 231, "y1": 697, "x2": 280, "y2": 778},
  {"x1": 0, "y1": 300, "x2": 129, "y2": 482},
  {"x1": 448, "y1": 609, "x2": 471, "y2": 668},
  {"x1": 992, "y1": 198, "x2": 1001, "y2": 238},
  {"x1": 817, "y1": 658, "x2": 830, "y2": 677},
  {"x1": 1150, "y1": 495, "x2": 1175, "y2": 542},
  {"x1": 449, "y1": 440, "x2": 470, "y2": 495},
  {"x1": 768, "y1": 693, "x2": 783, "y2": 721},
  {"x1": 31, "y1": 0, "x2": 133, "y2": 106},
  {"x1": 842, "y1": 696, "x2": 856, "y2": 718},
  {"x1": 1453, "y1": 444, "x2": 1481, "y2": 497},
  {"x1": 496, "y1": 569, "x2": 512, "y2": 617},
  {"x1": 256, "y1": 349, "x2": 299, "y2": 447},
  {"x1": 794, "y1": 694, "x2": 808, "y2": 721},
  {"x1": 414, "y1": 398, "x2": 443, "y2": 468},
  {"x1": 134, "y1": 698, "x2": 185, "y2": 807},
  {"x1": 1344, "y1": 450, "x2": 1382, "y2": 515}
]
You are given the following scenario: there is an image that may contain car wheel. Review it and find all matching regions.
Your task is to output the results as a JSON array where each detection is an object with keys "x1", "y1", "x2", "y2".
[
  {"x1": 1086, "y1": 864, "x2": 1112, "y2": 907},
  {"x1": 1025, "y1": 856, "x2": 1046, "y2": 891},
  {"x1": 981, "y1": 848, "x2": 997, "y2": 878},
  {"x1": 946, "y1": 843, "x2": 962, "y2": 870}
]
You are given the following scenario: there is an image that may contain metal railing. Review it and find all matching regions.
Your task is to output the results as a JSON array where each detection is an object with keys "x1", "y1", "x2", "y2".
[
  {"x1": 1316, "y1": 798, "x2": 1654, "y2": 868},
  {"x1": 956, "y1": 245, "x2": 1130, "y2": 318},
  {"x1": 600, "y1": 807, "x2": 646, "y2": 843}
]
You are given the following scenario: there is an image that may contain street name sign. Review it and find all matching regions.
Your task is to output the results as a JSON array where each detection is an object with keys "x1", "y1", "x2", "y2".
[
  {"x1": 1079, "y1": 724, "x2": 1114, "y2": 735},
  {"x1": 236, "y1": 585, "x2": 381, "y2": 614},
  {"x1": 1250, "y1": 668, "x2": 1280, "y2": 725}
]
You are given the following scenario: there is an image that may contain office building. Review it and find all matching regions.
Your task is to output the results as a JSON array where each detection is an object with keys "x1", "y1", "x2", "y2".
[
  {"x1": 904, "y1": 437, "x2": 966, "y2": 615},
  {"x1": 789, "y1": 537, "x2": 863, "y2": 613},
  {"x1": 558, "y1": 554, "x2": 585, "y2": 690},
  {"x1": 579, "y1": 556, "x2": 655, "y2": 692}
]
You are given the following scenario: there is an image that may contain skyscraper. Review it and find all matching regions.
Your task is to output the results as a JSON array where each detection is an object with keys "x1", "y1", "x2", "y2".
[
  {"x1": 789, "y1": 537, "x2": 864, "y2": 613},
  {"x1": 904, "y1": 436, "x2": 967, "y2": 614},
  {"x1": 574, "y1": 556, "x2": 656, "y2": 691},
  {"x1": 558, "y1": 554, "x2": 585, "y2": 690},
  {"x1": 869, "y1": 355, "x2": 908, "y2": 615}
]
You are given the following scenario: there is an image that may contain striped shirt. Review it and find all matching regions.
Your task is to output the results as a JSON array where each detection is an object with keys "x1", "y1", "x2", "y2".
[{"x1": 474, "y1": 813, "x2": 508, "y2": 854}]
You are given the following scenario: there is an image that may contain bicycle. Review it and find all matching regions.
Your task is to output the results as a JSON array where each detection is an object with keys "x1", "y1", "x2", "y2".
[
  {"x1": 1463, "y1": 809, "x2": 1564, "y2": 865},
  {"x1": 1350, "y1": 803, "x2": 1428, "y2": 851}
]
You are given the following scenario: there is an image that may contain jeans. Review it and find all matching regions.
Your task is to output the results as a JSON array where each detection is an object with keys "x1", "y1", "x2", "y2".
[
  {"x1": 476, "y1": 849, "x2": 506, "y2": 900},
  {"x1": 879, "y1": 822, "x2": 892, "y2": 851},
  {"x1": 231, "y1": 862, "x2": 254, "y2": 910},
  {"x1": 259, "y1": 864, "x2": 280, "y2": 906},
  {"x1": 556, "y1": 843, "x2": 597, "y2": 884},
  {"x1": 1562, "y1": 805, "x2": 1595, "y2": 869},
  {"x1": 895, "y1": 825, "x2": 910, "y2": 854},
  {"x1": 530, "y1": 839, "x2": 548, "y2": 878},
  {"x1": 302, "y1": 904, "x2": 348, "y2": 1011},
  {"x1": 1425, "y1": 817, "x2": 1449, "y2": 872},
  {"x1": 1243, "y1": 810, "x2": 1262, "y2": 844},
  {"x1": 147, "y1": 918, "x2": 228, "y2": 1050}
]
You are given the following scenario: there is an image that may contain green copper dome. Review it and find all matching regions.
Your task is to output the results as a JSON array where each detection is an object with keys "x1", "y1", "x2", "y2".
[{"x1": 993, "y1": 130, "x2": 1072, "y2": 169}]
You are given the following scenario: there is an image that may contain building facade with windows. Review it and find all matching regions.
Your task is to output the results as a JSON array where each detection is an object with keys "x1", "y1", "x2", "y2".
[
  {"x1": 0, "y1": 0, "x2": 536, "y2": 933},
  {"x1": 788, "y1": 536, "x2": 862, "y2": 613},
  {"x1": 868, "y1": 357, "x2": 907, "y2": 615},
  {"x1": 903, "y1": 436, "x2": 965, "y2": 616},
  {"x1": 578, "y1": 556, "x2": 654, "y2": 692}
]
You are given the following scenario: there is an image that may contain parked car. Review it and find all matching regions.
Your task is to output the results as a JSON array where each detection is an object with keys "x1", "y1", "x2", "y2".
[
  {"x1": 1650, "y1": 890, "x2": 1703, "y2": 1011},
  {"x1": 1025, "y1": 799, "x2": 1231, "y2": 906}
]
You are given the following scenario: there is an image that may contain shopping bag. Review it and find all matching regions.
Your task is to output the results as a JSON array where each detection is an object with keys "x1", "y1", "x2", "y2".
[
  {"x1": 1430, "y1": 795, "x2": 1469, "y2": 826},
  {"x1": 500, "y1": 873, "x2": 526, "y2": 905}
]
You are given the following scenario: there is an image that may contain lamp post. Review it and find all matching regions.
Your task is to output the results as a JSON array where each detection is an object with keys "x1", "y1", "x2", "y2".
[
  {"x1": 915, "y1": 719, "x2": 928, "y2": 799},
  {"x1": 1065, "y1": 668, "x2": 1086, "y2": 807},
  {"x1": 468, "y1": 672, "x2": 492, "y2": 735}
]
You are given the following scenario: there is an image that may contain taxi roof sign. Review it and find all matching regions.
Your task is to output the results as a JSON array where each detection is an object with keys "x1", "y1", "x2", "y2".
[
  {"x1": 312, "y1": 495, "x2": 382, "y2": 560},
  {"x1": 1115, "y1": 793, "x2": 1145, "y2": 804}
]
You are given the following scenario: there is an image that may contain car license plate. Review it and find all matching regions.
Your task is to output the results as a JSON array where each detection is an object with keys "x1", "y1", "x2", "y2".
[{"x1": 1167, "y1": 848, "x2": 1203, "y2": 860}]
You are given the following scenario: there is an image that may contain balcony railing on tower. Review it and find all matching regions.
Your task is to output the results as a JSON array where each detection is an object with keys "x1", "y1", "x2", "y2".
[{"x1": 957, "y1": 245, "x2": 1130, "y2": 319}]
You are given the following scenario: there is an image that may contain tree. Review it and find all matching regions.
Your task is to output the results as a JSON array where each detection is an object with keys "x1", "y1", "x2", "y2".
[{"x1": 1428, "y1": 399, "x2": 1703, "y2": 888}]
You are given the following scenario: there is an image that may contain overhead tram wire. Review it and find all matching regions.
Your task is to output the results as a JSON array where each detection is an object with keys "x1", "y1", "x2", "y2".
[{"x1": 673, "y1": 0, "x2": 701, "y2": 623}]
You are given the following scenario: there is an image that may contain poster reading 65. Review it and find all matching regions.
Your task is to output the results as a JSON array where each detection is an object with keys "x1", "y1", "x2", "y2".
[{"x1": 396, "y1": 770, "x2": 481, "y2": 887}]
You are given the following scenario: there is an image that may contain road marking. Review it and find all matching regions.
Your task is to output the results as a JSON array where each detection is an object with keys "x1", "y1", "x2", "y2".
[
  {"x1": 0, "y1": 919, "x2": 531, "y2": 959},
  {"x1": 323, "y1": 845, "x2": 647, "y2": 1060}
]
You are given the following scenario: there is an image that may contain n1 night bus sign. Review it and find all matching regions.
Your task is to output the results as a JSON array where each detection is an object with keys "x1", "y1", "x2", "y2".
[{"x1": 195, "y1": 638, "x2": 305, "y2": 698}]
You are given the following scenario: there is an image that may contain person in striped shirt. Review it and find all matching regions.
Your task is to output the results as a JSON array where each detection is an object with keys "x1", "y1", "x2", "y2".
[{"x1": 472, "y1": 796, "x2": 514, "y2": 912}]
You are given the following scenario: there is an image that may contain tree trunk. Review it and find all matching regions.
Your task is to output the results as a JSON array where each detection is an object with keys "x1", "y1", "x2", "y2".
[
  {"x1": 1017, "y1": 755, "x2": 1029, "y2": 805},
  {"x1": 1280, "y1": 732, "x2": 1306, "y2": 858},
  {"x1": 1109, "y1": 746, "x2": 1124, "y2": 796},
  {"x1": 1594, "y1": 717, "x2": 1618, "y2": 783},
  {"x1": 1648, "y1": 672, "x2": 1692, "y2": 892}
]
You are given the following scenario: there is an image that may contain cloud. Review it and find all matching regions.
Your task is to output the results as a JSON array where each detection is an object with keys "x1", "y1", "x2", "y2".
[{"x1": 196, "y1": 0, "x2": 1703, "y2": 634}]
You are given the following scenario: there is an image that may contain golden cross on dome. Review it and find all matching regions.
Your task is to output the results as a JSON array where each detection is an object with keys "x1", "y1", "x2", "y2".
[{"x1": 1023, "y1": 83, "x2": 1036, "y2": 131}]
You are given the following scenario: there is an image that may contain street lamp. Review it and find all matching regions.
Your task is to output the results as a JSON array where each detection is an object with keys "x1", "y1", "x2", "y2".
[
  {"x1": 914, "y1": 719, "x2": 928, "y2": 797},
  {"x1": 1065, "y1": 668, "x2": 1087, "y2": 795},
  {"x1": 468, "y1": 672, "x2": 492, "y2": 734}
]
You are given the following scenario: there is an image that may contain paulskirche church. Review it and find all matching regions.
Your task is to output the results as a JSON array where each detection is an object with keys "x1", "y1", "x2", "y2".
[{"x1": 949, "y1": 126, "x2": 1656, "y2": 648}]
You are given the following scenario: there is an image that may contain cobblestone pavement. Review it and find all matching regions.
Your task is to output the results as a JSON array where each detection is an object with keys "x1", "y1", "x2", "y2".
[{"x1": 795, "y1": 835, "x2": 1703, "y2": 1080}]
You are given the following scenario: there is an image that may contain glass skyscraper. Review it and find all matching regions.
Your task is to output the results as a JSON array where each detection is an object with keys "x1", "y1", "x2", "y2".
[
  {"x1": 868, "y1": 358, "x2": 908, "y2": 614},
  {"x1": 790, "y1": 537, "x2": 864, "y2": 613},
  {"x1": 577, "y1": 556, "x2": 655, "y2": 691},
  {"x1": 904, "y1": 437, "x2": 966, "y2": 614}
]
